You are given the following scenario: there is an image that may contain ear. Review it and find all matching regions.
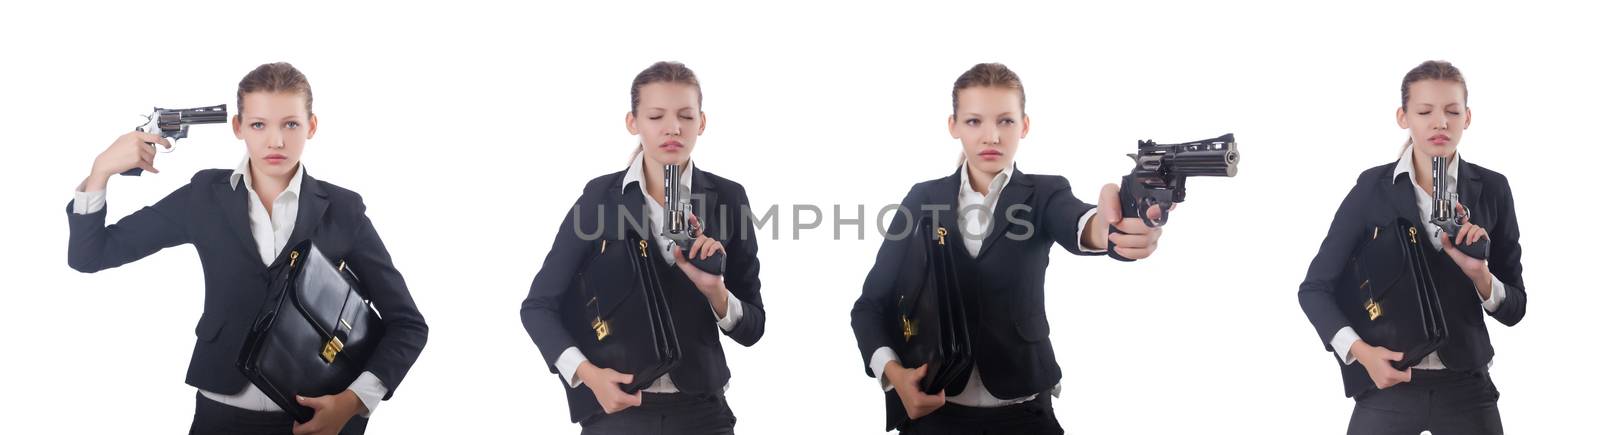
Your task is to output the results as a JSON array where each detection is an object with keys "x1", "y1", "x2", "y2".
[
  {"x1": 232, "y1": 115, "x2": 244, "y2": 139},
  {"x1": 697, "y1": 111, "x2": 707, "y2": 135},
  {"x1": 306, "y1": 113, "x2": 319, "y2": 140},
  {"x1": 948, "y1": 115, "x2": 959, "y2": 138},
  {"x1": 625, "y1": 112, "x2": 639, "y2": 135},
  {"x1": 1395, "y1": 106, "x2": 1409, "y2": 129},
  {"x1": 1020, "y1": 114, "x2": 1031, "y2": 139},
  {"x1": 1463, "y1": 107, "x2": 1472, "y2": 130}
]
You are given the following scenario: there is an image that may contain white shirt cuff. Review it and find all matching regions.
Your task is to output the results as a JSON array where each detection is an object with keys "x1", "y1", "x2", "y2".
[
  {"x1": 1076, "y1": 206, "x2": 1105, "y2": 253},
  {"x1": 348, "y1": 371, "x2": 388, "y2": 417},
  {"x1": 73, "y1": 190, "x2": 107, "y2": 215},
  {"x1": 555, "y1": 346, "x2": 589, "y2": 389},
  {"x1": 870, "y1": 346, "x2": 900, "y2": 392},
  {"x1": 714, "y1": 291, "x2": 744, "y2": 331},
  {"x1": 1480, "y1": 275, "x2": 1508, "y2": 313},
  {"x1": 1331, "y1": 326, "x2": 1362, "y2": 366}
]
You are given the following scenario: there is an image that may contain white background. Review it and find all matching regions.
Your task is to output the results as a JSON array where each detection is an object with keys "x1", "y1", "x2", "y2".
[{"x1": 2, "y1": 1, "x2": 1595, "y2": 433}]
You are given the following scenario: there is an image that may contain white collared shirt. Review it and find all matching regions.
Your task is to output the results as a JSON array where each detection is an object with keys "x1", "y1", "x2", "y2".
[
  {"x1": 870, "y1": 161, "x2": 1103, "y2": 408},
  {"x1": 1328, "y1": 145, "x2": 1507, "y2": 370},
  {"x1": 553, "y1": 152, "x2": 744, "y2": 393},
  {"x1": 73, "y1": 156, "x2": 388, "y2": 416}
]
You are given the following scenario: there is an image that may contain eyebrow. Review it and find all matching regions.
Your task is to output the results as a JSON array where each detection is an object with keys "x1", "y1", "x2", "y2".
[
  {"x1": 963, "y1": 112, "x2": 1015, "y2": 117},
  {"x1": 245, "y1": 115, "x2": 303, "y2": 121}
]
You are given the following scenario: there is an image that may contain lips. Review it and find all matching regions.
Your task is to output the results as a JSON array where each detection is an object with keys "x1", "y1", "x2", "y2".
[
  {"x1": 660, "y1": 140, "x2": 684, "y2": 150},
  {"x1": 978, "y1": 149, "x2": 1003, "y2": 160},
  {"x1": 1428, "y1": 134, "x2": 1450, "y2": 145},
  {"x1": 264, "y1": 154, "x2": 288, "y2": 164}
]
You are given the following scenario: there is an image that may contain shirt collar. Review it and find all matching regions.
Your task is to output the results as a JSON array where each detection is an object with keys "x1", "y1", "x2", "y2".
[
  {"x1": 623, "y1": 151, "x2": 693, "y2": 194},
  {"x1": 1393, "y1": 144, "x2": 1460, "y2": 187},
  {"x1": 231, "y1": 155, "x2": 306, "y2": 197},
  {"x1": 959, "y1": 159, "x2": 1015, "y2": 197}
]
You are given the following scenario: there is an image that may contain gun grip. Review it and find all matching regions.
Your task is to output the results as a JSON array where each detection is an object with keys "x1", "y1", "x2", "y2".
[
  {"x1": 120, "y1": 168, "x2": 143, "y2": 176},
  {"x1": 1106, "y1": 226, "x2": 1135, "y2": 262},
  {"x1": 682, "y1": 247, "x2": 725, "y2": 276},
  {"x1": 1456, "y1": 235, "x2": 1490, "y2": 260}
]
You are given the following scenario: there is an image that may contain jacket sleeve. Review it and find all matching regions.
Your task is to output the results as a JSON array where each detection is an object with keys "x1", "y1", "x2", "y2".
[
  {"x1": 1483, "y1": 177, "x2": 1526, "y2": 326},
  {"x1": 344, "y1": 194, "x2": 429, "y2": 400},
  {"x1": 718, "y1": 186, "x2": 765, "y2": 347},
  {"x1": 521, "y1": 192, "x2": 598, "y2": 372},
  {"x1": 850, "y1": 186, "x2": 919, "y2": 376},
  {"x1": 1038, "y1": 176, "x2": 1103, "y2": 257},
  {"x1": 1298, "y1": 177, "x2": 1368, "y2": 351},
  {"x1": 66, "y1": 176, "x2": 196, "y2": 273}
]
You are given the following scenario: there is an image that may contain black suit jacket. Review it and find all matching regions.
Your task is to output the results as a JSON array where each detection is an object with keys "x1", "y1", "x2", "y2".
[
  {"x1": 851, "y1": 168, "x2": 1105, "y2": 429},
  {"x1": 521, "y1": 166, "x2": 765, "y2": 423},
  {"x1": 1298, "y1": 159, "x2": 1525, "y2": 397},
  {"x1": 66, "y1": 169, "x2": 429, "y2": 401}
]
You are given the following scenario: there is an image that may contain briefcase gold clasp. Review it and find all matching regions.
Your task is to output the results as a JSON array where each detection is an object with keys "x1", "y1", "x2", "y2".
[
  {"x1": 592, "y1": 317, "x2": 611, "y2": 342},
  {"x1": 901, "y1": 315, "x2": 917, "y2": 341},
  {"x1": 1364, "y1": 298, "x2": 1382, "y2": 321},
  {"x1": 936, "y1": 227, "x2": 947, "y2": 246},
  {"x1": 320, "y1": 337, "x2": 344, "y2": 363}
]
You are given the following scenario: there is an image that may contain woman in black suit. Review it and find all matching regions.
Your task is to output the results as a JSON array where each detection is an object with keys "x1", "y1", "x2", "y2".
[
  {"x1": 520, "y1": 61, "x2": 765, "y2": 435},
  {"x1": 1297, "y1": 60, "x2": 1525, "y2": 435},
  {"x1": 66, "y1": 62, "x2": 429, "y2": 435},
  {"x1": 849, "y1": 63, "x2": 1169, "y2": 434}
]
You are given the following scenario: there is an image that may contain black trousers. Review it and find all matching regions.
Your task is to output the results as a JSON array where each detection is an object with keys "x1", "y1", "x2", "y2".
[
  {"x1": 579, "y1": 392, "x2": 736, "y2": 435},
  {"x1": 188, "y1": 392, "x2": 368, "y2": 435},
  {"x1": 1347, "y1": 368, "x2": 1502, "y2": 435},
  {"x1": 900, "y1": 394, "x2": 1063, "y2": 435}
]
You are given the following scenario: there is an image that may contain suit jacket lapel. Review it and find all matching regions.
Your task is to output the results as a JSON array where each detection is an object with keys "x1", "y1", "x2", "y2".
[
  {"x1": 270, "y1": 172, "x2": 329, "y2": 268},
  {"x1": 690, "y1": 167, "x2": 722, "y2": 237},
  {"x1": 1456, "y1": 159, "x2": 1483, "y2": 219},
  {"x1": 614, "y1": 173, "x2": 651, "y2": 240},
  {"x1": 976, "y1": 169, "x2": 1034, "y2": 260},
  {"x1": 1387, "y1": 163, "x2": 1425, "y2": 225},
  {"x1": 213, "y1": 179, "x2": 260, "y2": 261},
  {"x1": 929, "y1": 169, "x2": 964, "y2": 256}
]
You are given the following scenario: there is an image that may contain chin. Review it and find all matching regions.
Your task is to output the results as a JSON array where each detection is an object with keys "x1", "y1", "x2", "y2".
[{"x1": 970, "y1": 159, "x2": 1004, "y2": 172}]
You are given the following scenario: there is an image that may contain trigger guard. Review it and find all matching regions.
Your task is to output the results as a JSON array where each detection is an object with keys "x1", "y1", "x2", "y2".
[{"x1": 1137, "y1": 196, "x2": 1168, "y2": 228}]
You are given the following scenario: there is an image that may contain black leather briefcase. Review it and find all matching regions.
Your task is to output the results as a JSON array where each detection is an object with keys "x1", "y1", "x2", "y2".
[
  {"x1": 895, "y1": 216, "x2": 973, "y2": 394},
  {"x1": 238, "y1": 240, "x2": 386, "y2": 422},
  {"x1": 1340, "y1": 217, "x2": 1448, "y2": 370},
  {"x1": 565, "y1": 232, "x2": 681, "y2": 402}
]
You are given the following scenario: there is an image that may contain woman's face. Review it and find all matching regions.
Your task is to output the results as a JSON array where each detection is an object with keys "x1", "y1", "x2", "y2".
[
  {"x1": 1397, "y1": 79, "x2": 1471, "y2": 159},
  {"x1": 232, "y1": 91, "x2": 316, "y2": 180},
  {"x1": 627, "y1": 82, "x2": 704, "y2": 167},
  {"x1": 949, "y1": 86, "x2": 1029, "y2": 176}
]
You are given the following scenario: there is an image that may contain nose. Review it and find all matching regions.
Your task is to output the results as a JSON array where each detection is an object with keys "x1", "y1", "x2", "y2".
[
  {"x1": 666, "y1": 119, "x2": 682, "y2": 136},
  {"x1": 266, "y1": 130, "x2": 285, "y2": 149},
  {"x1": 981, "y1": 126, "x2": 1000, "y2": 145},
  {"x1": 1431, "y1": 113, "x2": 1449, "y2": 130}
]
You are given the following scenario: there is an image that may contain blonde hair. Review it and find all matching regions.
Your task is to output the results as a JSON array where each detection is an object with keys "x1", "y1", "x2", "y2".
[{"x1": 237, "y1": 62, "x2": 313, "y2": 115}]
